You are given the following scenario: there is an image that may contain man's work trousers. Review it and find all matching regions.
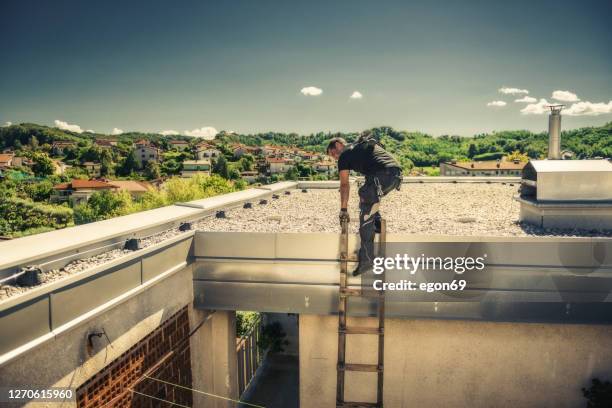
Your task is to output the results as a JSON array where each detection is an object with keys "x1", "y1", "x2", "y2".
[{"x1": 357, "y1": 167, "x2": 402, "y2": 267}]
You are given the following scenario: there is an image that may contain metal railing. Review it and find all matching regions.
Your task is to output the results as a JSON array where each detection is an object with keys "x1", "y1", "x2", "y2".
[{"x1": 236, "y1": 316, "x2": 264, "y2": 397}]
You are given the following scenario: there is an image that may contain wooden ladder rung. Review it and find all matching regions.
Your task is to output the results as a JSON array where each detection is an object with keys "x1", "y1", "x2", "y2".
[
  {"x1": 338, "y1": 363, "x2": 382, "y2": 372},
  {"x1": 338, "y1": 402, "x2": 380, "y2": 407},
  {"x1": 341, "y1": 326, "x2": 383, "y2": 335},
  {"x1": 340, "y1": 288, "x2": 382, "y2": 298}
]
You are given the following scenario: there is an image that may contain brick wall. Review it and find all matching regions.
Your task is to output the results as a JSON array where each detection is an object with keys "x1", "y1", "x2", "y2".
[{"x1": 76, "y1": 306, "x2": 192, "y2": 407}]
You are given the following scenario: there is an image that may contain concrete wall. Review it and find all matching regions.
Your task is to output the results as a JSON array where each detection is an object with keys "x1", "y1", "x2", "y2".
[
  {"x1": 191, "y1": 309, "x2": 239, "y2": 408},
  {"x1": 300, "y1": 314, "x2": 612, "y2": 408},
  {"x1": 0, "y1": 264, "x2": 238, "y2": 408}
]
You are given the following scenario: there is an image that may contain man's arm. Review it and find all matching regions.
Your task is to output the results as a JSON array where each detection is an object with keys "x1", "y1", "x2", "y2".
[{"x1": 339, "y1": 169, "x2": 350, "y2": 209}]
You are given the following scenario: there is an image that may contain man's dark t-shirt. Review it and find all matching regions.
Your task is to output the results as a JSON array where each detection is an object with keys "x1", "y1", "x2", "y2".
[{"x1": 337, "y1": 143, "x2": 400, "y2": 176}]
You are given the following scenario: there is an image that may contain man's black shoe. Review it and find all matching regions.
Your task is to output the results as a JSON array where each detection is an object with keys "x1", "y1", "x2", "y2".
[{"x1": 352, "y1": 263, "x2": 373, "y2": 276}]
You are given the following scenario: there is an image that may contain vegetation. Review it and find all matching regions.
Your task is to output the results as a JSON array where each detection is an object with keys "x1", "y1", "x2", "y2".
[{"x1": 73, "y1": 174, "x2": 243, "y2": 225}]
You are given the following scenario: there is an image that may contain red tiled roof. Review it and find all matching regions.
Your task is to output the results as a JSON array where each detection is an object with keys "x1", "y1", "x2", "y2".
[
  {"x1": 53, "y1": 179, "x2": 118, "y2": 190},
  {"x1": 0, "y1": 154, "x2": 14, "y2": 164},
  {"x1": 108, "y1": 180, "x2": 153, "y2": 193}
]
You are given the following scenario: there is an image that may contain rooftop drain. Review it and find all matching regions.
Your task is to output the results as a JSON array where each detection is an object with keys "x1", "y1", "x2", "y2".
[
  {"x1": 179, "y1": 222, "x2": 192, "y2": 232},
  {"x1": 284, "y1": 190, "x2": 291, "y2": 195},
  {"x1": 243, "y1": 202, "x2": 253, "y2": 209},
  {"x1": 16, "y1": 266, "x2": 42, "y2": 287},
  {"x1": 272, "y1": 194, "x2": 280, "y2": 199},
  {"x1": 124, "y1": 238, "x2": 142, "y2": 251},
  {"x1": 259, "y1": 199, "x2": 268, "y2": 205},
  {"x1": 301, "y1": 189, "x2": 308, "y2": 193},
  {"x1": 216, "y1": 210, "x2": 226, "y2": 219}
]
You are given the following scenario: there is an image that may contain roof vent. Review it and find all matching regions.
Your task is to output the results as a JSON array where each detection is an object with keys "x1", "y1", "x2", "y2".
[{"x1": 547, "y1": 104, "x2": 564, "y2": 159}]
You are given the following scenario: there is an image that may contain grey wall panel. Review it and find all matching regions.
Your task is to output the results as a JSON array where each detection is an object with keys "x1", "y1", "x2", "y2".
[
  {"x1": 194, "y1": 232, "x2": 277, "y2": 259},
  {"x1": 50, "y1": 260, "x2": 141, "y2": 329},
  {"x1": 0, "y1": 296, "x2": 50, "y2": 356},
  {"x1": 193, "y1": 260, "x2": 345, "y2": 284},
  {"x1": 194, "y1": 280, "x2": 612, "y2": 323},
  {"x1": 142, "y1": 238, "x2": 192, "y2": 282}
]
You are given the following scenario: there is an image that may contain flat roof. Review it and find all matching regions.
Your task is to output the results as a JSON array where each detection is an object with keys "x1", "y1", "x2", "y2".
[{"x1": 194, "y1": 183, "x2": 611, "y2": 237}]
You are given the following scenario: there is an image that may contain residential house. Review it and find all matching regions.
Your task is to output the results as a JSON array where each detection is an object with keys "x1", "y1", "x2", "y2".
[
  {"x1": 440, "y1": 159, "x2": 526, "y2": 176},
  {"x1": 239, "y1": 171, "x2": 259, "y2": 183},
  {"x1": 51, "y1": 141, "x2": 76, "y2": 155},
  {"x1": 82, "y1": 162, "x2": 102, "y2": 177},
  {"x1": 107, "y1": 180, "x2": 153, "y2": 198},
  {"x1": 11, "y1": 156, "x2": 31, "y2": 168},
  {"x1": 94, "y1": 138, "x2": 118, "y2": 149},
  {"x1": 315, "y1": 161, "x2": 336, "y2": 173},
  {"x1": 181, "y1": 160, "x2": 211, "y2": 178},
  {"x1": 195, "y1": 143, "x2": 222, "y2": 160},
  {"x1": 169, "y1": 140, "x2": 190, "y2": 151},
  {"x1": 233, "y1": 144, "x2": 260, "y2": 158},
  {"x1": 51, "y1": 179, "x2": 119, "y2": 206},
  {"x1": 266, "y1": 157, "x2": 293, "y2": 174},
  {"x1": 0, "y1": 154, "x2": 14, "y2": 169},
  {"x1": 134, "y1": 139, "x2": 161, "y2": 169}
]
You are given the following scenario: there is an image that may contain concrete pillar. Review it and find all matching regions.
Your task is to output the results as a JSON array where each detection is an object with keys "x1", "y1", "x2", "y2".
[
  {"x1": 299, "y1": 314, "x2": 612, "y2": 408},
  {"x1": 190, "y1": 309, "x2": 238, "y2": 408}
]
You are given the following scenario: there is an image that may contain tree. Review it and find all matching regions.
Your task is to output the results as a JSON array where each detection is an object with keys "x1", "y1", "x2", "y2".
[
  {"x1": 116, "y1": 151, "x2": 138, "y2": 176},
  {"x1": 31, "y1": 152, "x2": 55, "y2": 176},
  {"x1": 505, "y1": 150, "x2": 529, "y2": 162},
  {"x1": 284, "y1": 166, "x2": 299, "y2": 180},
  {"x1": 212, "y1": 156, "x2": 230, "y2": 179},
  {"x1": 29, "y1": 135, "x2": 39, "y2": 150},
  {"x1": 468, "y1": 143, "x2": 477, "y2": 158},
  {"x1": 161, "y1": 159, "x2": 181, "y2": 176},
  {"x1": 144, "y1": 161, "x2": 161, "y2": 179}
]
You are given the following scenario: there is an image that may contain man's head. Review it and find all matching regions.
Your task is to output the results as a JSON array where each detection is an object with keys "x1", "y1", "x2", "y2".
[{"x1": 326, "y1": 137, "x2": 346, "y2": 161}]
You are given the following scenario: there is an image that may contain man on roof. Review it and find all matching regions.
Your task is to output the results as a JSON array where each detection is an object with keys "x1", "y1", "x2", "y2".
[{"x1": 326, "y1": 131, "x2": 402, "y2": 276}]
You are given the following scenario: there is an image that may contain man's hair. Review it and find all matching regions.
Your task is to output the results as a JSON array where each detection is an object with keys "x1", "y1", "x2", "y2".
[{"x1": 326, "y1": 137, "x2": 346, "y2": 154}]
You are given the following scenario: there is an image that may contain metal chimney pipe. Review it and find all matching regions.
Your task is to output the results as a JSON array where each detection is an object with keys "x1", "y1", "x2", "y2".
[{"x1": 547, "y1": 105, "x2": 563, "y2": 160}]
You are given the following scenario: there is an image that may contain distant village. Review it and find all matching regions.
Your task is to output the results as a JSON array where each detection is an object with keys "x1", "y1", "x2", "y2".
[
  {"x1": 0, "y1": 136, "x2": 337, "y2": 206},
  {"x1": 0, "y1": 133, "x2": 531, "y2": 208}
]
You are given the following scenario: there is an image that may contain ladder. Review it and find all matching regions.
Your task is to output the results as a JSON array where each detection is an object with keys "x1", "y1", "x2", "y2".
[{"x1": 336, "y1": 217, "x2": 386, "y2": 408}]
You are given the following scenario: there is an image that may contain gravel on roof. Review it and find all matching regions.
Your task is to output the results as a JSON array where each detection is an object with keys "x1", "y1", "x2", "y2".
[{"x1": 194, "y1": 183, "x2": 612, "y2": 237}]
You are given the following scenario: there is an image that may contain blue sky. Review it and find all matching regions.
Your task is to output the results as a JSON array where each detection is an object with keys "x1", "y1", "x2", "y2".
[{"x1": 0, "y1": 0, "x2": 610, "y2": 136}]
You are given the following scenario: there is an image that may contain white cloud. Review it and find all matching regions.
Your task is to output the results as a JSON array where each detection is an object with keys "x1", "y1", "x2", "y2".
[
  {"x1": 160, "y1": 129, "x2": 180, "y2": 136},
  {"x1": 552, "y1": 90, "x2": 580, "y2": 102},
  {"x1": 564, "y1": 101, "x2": 612, "y2": 116},
  {"x1": 54, "y1": 119, "x2": 83, "y2": 133},
  {"x1": 514, "y1": 96, "x2": 537, "y2": 103},
  {"x1": 3, "y1": 121, "x2": 11, "y2": 127},
  {"x1": 350, "y1": 91, "x2": 363, "y2": 99},
  {"x1": 487, "y1": 100, "x2": 507, "y2": 107},
  {"x1": 300, "y1": 86, "x2": 323, "y2": 96},
  {"x1": 520, "y1": 98, "x2": 551, "y2": 115},
  {"x1": 111, "y1": 128, "x2": 124, "y2": 135},
  {"x1": 499, "y1": 87, "x2": 529, "y2": 95},
  {"x1": 184, "y1": 126, "x2": 218, "y2": 139}
]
